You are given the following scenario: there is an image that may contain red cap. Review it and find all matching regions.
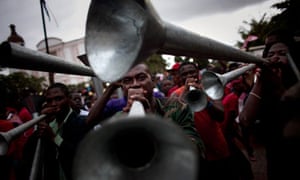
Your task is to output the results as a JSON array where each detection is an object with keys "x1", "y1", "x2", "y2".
[{"x1": 171, "y1": 63, "x2": 180, "y2": 71}]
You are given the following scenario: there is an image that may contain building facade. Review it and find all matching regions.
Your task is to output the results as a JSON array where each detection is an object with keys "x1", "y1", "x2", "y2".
[{"x1": 36, "y1": 37, "x2": 91, "y2": 85}]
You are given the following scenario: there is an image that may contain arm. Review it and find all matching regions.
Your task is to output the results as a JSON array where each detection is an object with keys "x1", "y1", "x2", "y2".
[{"x1": 86, "y1": 82, "x2": 121, "y2": 126}]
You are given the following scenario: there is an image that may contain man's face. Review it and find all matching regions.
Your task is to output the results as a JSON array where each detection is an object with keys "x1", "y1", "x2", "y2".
[
  {"x1": 121, "y1": 64, "x2": 154, "y2": 99},
  {"x1": 266, "y1": 42, "x2": 289, "y2": 65},
  {"x1": 179, "y1": 64, "x2": 199, "y2": 83},
  {"x1": 70, "y1": 93, "x2": 83, "y2": 109},
  {"x1": 45, "y1": 87, "x2": 69, "y2": 113}
]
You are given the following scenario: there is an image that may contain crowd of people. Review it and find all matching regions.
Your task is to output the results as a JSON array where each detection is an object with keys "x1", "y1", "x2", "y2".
[{"x1": 0, "y1": 27, "x2": 299, "y2": 180}]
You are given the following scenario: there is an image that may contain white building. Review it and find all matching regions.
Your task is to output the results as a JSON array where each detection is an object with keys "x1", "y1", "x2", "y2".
[{"x1": 36, "y1": 37, "x2": 91, "y2": 85}]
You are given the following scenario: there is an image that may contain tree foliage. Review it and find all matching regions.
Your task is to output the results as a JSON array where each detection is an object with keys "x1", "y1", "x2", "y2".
[
  {"x1": 237, "y1": 0, "x2": 300, "y2": 49},
  {"x1": 0, "y1": 72, "x2": 46, "y2": 96},
  {"x1": 145, "y1": 54, "x2": 167, "y2": 75}
]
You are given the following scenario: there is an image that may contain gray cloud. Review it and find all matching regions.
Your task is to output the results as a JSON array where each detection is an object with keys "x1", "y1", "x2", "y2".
[
  {"x1": 152, "y1": 0, "x2": 270, "y2": 21},
  {"x1": 0, "y1": 0, "x2": 272, "y2": 49}
]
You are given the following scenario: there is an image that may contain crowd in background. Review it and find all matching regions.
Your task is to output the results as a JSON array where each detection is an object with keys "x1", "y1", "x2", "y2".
[{"x1": 0, "y1": 27, "x2": 299, "y2": 180}]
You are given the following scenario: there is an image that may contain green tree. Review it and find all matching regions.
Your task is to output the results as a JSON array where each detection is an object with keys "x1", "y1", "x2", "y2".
[
  {"x1": 237, "y1": 0, "x2": 300, "y2": 49},
  {"x1": 270, "y1": 0, "x2": 300, "y2": 34},
  {"x1": 0, "y1": 72, "x2": 46, "y2": 96},
  {"x1": 236, "y1": 14, "x2": 274, "y2": 48},
  {"x1": 145, "y1": 54, "x2": 167, "y2": 75}
]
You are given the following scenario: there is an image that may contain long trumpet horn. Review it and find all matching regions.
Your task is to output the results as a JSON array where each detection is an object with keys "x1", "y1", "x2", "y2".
[
  {"x1": 0, "y1": 42, "x2": 95, "y2": 77},
  {"x1": 0, "y1": 114, "x2": 47, "y2": 155},
  {"x1": 202, "y1": 64, "x2": 256, "y2": 100},
  {"x1": 85, "y1": 0, "x2": 268, "y2": 82},
  {"x1": 73, "y1": 101, "x2": 199, "y2": 180},
  {"x1": 184, "y1": 86, "x2": 208, "y2": 112}
]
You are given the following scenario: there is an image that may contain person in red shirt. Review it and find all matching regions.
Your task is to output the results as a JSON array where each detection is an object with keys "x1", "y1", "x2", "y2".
[
  {"x1": 172, "y1": 61, "x2": 240, "y2": 180},
  {"x1": 222, "y1": 78, "x2": 254, "y2": 180},
  {"x1": 166, "y1": 62, "x2": 182, "y2": 97}
]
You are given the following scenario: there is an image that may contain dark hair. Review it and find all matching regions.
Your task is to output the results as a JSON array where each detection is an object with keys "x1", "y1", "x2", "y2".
[
  {"x1": 263, "y1": 38, "x2": 300, "y2": 89},
  {"x1": 263, "y1": 28, "x2": 295, "y2": 58},
  {"x1": 178, "y1": 61, "x2": 198, "y2": 73},
  {"x1": 47, "y1": 83, "x2": 69, "y2": 97}
]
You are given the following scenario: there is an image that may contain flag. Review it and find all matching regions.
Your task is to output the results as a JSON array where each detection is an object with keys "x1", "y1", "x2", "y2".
[
  {"x1": 246, "y1": 35, "x2": 258, "y2": 42},
  {"x1": 41, "y1": 0, "x2": 51, "y2": 21},
  {"x1": 242, "y1": 35, "x2": 258, "y2": 49}
]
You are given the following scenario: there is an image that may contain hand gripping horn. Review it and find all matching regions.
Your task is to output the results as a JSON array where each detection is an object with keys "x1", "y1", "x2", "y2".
[
  {"x1": 0, "y1": 114, "x2": 47, "y2": 155},
  {"x1": 85, "y1": 0, "x2": 268, "y2": 82}
]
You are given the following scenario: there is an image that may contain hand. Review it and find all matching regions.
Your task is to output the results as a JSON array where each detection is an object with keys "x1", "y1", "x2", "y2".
[
  {"x1": 123, "y1": 88, "x2": 152, "y2": 113},
  {"x1": 37, "y1": 120, "x2": 55, "y2": 140},
  {"x1": 40, "y1": 105, "x2": 59, "y2": 123},
  {"x1": 185, "y1": 77, "x2": 202, "y2": 92}
]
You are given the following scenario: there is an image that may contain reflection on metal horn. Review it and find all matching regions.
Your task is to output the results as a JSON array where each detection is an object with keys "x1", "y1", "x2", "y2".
[
  {"x1": 73, "y1": 115, "x2": 198, "y2": 180},
  {"x1": 202, "y1": 64, "x2": 256, "y2": 100},
  {"x1": 85, "y1": 0, "x2": 267, "y2": 82}
]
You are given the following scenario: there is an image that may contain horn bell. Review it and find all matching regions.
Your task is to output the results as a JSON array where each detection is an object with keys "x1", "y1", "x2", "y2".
[
  {"x1": 73, "y1": 115, "x2": 199, "y2": 180},
  {"x1": 85, "y1": 0, "x2": 165, "y2": 82}
]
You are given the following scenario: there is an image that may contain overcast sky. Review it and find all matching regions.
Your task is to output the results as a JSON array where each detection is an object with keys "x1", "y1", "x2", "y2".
[{"x1": 0, "y1": 0, "x2": 281, "y2": 50}]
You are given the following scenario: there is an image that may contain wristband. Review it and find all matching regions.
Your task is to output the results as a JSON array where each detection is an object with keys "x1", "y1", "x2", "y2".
[{"x1": 249, "y1": 92, "x2": 261, "y2": 100}]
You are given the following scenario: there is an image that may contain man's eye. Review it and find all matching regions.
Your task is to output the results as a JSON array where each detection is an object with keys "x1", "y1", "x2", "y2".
[
  {"x1": 267, "y1": 52, "x2": 274, "y2": 58},
  {"x1": 181, "y1": 72, "x2": 188, "y2": 77},
  {"x1": 136, "y1": 74, "x2": 147, "y2": 81},
  {"x1": 122, "y1": 78, "x2": 133, "y2": 84},
  {"x1": 279, "y1": 51, "x2": 287, "y2": 56},
  {"x1": 54, "y1": 96, "x2": 64, "y2": 101}
]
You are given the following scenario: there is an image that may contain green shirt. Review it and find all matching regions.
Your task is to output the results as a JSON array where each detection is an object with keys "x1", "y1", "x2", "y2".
[
  {"x1": 155, "y1": 97, "x2": 206, "y2": 158},
  {"x1": 113, "y1": 96, "x2": 206, "y2": 158}
]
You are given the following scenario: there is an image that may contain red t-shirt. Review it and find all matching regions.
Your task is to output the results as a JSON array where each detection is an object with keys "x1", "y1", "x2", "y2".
[
  {"x1": 167, "y1": 85, "x2": 179, "y2": 97},
  {"x1": 221, "y1": 92, "x2": 239, "y2": 132},
  {"x1": 194, "y1": 110, "x2": 230, "y2": 160}
]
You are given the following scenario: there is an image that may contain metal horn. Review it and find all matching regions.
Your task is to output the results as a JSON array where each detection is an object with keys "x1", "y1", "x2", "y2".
[
  {"x1": 0, "y1": 114, "x2": 47, "y2": 155},
  {"x1": 202, "y1": 64, "x2": 256, "y2": 100},
  {"x1": 0, "y1": 42, "x2": 95, "y2": 77},
  {"x1": 184, "y1": 86, "x2": 208, "y2": 112},
  {"x1": 73, "y1": 100, "x2": 199, "y2": 180},
  {"x1": 85, "y1": 0, "x2": 268, "y2": 82}
]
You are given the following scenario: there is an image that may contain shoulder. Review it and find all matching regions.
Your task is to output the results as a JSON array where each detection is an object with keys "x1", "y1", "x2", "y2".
[
  {"x1": 107, "y1": 97, "x2": 126, "y2": 107},
  {"x1": 157, "y1": 96, "x2": 189, "y2": 117},
  {"x1": 172, "y1": 86, "x2": 185, "y2": 96}
]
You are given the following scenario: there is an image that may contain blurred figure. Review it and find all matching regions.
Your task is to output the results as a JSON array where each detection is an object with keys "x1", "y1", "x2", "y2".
[
  {"x1": 222, "y1": 77, "x2": 254, "y2": 180},
  {"x1": 22, "y1": 83, "x2": 90, "y2": 180},
  {"x1": 160, "y1": 79, "x2": 174, "y2": 96},
  {"x1": 172, "y1": 62, "x2": 239, "y2": 180},
  {"x1": 70, "y1": 92, "x2": 89, "y2": 117},
  {"x1": 166, "y1": 62, "x2": 182, "y2": 97},
  {"x1": 239, "y1": 33, "x2": 300, "y2": 180}
]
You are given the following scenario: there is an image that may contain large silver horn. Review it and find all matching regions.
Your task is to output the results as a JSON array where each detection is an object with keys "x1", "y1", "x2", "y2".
[
  {"x1": 202, "y1": 64, "x2": 256, "y2": 100},
  {"x1": 73, "y1": 101, "x2": 199, "y2": 180},
  {"x1": 85, "y1": 0, "x2": 268, "y2": 82},
  {"x1": 0, "y1": 114, "x2": 47, "y2": 155}
]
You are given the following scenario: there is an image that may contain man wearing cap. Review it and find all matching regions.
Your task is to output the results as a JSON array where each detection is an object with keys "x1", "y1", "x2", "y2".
[{"x1": 166, "y1": 62, "x2": 182, "y2": 97}]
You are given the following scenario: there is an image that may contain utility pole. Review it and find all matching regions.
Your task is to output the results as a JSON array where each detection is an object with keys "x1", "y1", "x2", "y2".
[{"x1": 40, "y1": 0, "x2": 54, "y2": 85}]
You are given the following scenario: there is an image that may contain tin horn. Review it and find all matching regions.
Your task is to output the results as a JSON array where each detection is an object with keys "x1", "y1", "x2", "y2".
[
  {"x1": 202, "y1": 64, "x2": 256, "y2": 100},
  {"x1": 184, "y1": 86, "x2": 208, "y2": 112},
  {"x1": 85, "y1": 0, "x2": 268, "y2": 82},
  {"x1": 73, "y1": 100, "x2": 199, "y2": 180},
  {"x1": 0, "y1": 114, "x2": 47, "y2": 155},
  {"x1": 0, "y1": 42, "x2": 95, "y2": 77}
]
